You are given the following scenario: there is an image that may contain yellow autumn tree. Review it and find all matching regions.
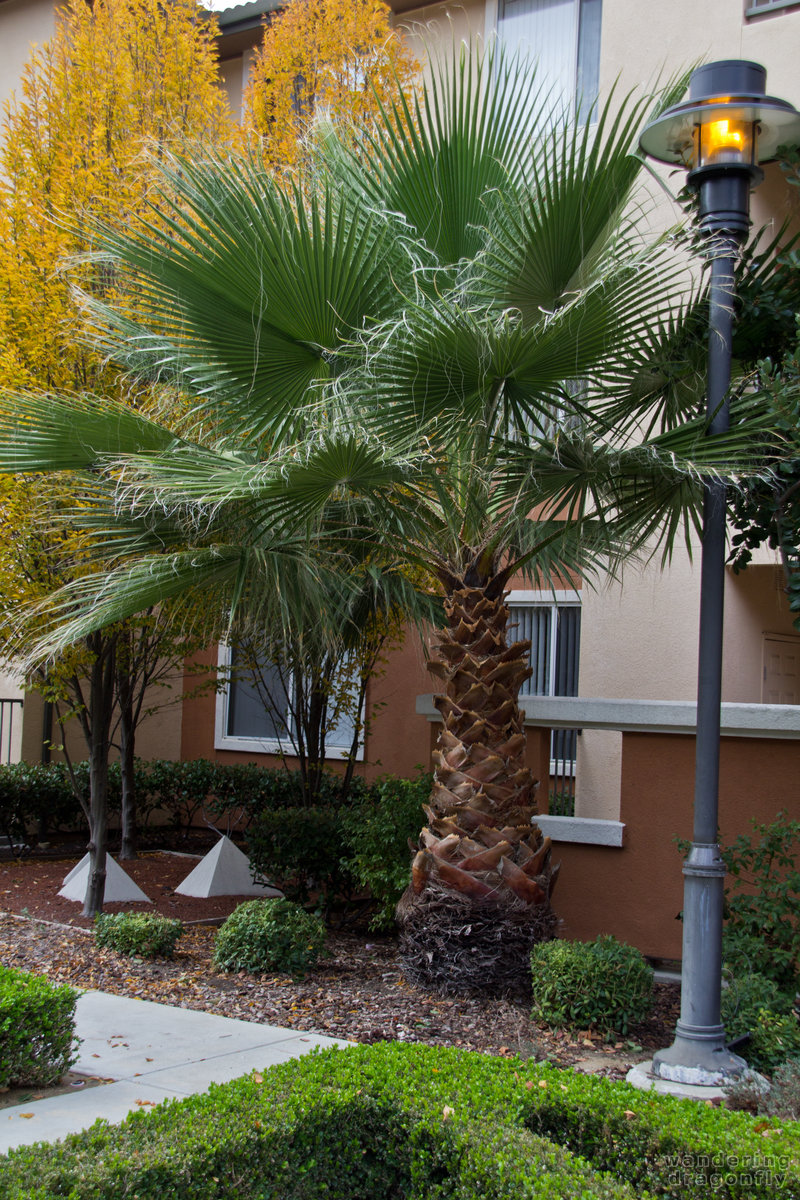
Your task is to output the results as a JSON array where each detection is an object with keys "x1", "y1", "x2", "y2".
[
  {"x1": 0, "y1": 0, "x2": 236, "y2": 915},
  {"x1": 244, "y1": 0, "x2": 418, "y2": 168},
  {"x1": 0, "y1": 0, "x2": 235, "y2": 395}
]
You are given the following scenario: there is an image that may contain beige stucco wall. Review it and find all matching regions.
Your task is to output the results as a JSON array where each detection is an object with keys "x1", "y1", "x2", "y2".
[
  {"x1": 0, "y1": 0, "x2": 56, "y2": 112},
  {"x1": 575, "y1": 0, "x2": 800, "y2": 819}
]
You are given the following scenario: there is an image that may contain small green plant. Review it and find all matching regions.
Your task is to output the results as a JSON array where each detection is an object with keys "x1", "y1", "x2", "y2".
[
  {"x1": 0, "y1": 965, "x2": 78, "y2": 1088},
  {"x1": 94, "y1": 912, "x2": 183, "y2": 959},
  {"x1": 726, "y1": 1056, "x2": 800, "y2": 1118},
  {"x1": 213, "y1": 898, "x2": 326, "y2": 976},
  {"x1": 721, "y1": 812, "x2": 800, "y2": 992},
  {"x1": 340, "y1": 771, "x2": 431, "y2": 930},
  {"x1": 531, "y1": 935, "x2": 654, "y2": 1036},
  {"x1": 721, "y1": 971, "x2": 800, "y2": 1073}
]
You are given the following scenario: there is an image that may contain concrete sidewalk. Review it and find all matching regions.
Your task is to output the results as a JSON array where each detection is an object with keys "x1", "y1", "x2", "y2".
[{"x1": 1, "y1": 990, "x2": 350, "y2": 1153}]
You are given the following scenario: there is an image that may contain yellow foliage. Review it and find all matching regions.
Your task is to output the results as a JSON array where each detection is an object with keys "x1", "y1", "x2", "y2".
[
  {"x1": 0, "y1": 0, "x2": 236, "y2": 679},
  {"x1": 244, "y1": 0, "x2": 418, "y2": 168},
  {"x1": 0, "y1": 0, "x2": 235, "y2": 396}
]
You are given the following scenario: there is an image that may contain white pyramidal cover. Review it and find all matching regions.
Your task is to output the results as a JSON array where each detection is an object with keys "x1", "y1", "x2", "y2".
[
  {"x1": 59, "y1": 853, "x2": 152, "y2": 904},
  {"x1": 175, "y1": 835, "x2": 282, "y2": 898}
]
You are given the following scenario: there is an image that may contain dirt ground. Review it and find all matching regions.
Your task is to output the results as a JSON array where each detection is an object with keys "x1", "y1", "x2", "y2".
[{"x1": 0, "y1": 849, "x2": 681, "y2": 1080}]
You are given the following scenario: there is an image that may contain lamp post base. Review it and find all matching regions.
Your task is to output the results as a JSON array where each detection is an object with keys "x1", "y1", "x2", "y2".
[{"x1": 652, "y1": 1024, "x2": 747, "y2": 1086}]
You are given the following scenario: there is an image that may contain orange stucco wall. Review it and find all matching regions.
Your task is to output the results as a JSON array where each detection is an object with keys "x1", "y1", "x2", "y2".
[
  {"x1": 180, "y1": 629, "x2": 436, "y2": 782},
  {"x1": 543, "y1": 731, "x2": 800, "y2": 960}
]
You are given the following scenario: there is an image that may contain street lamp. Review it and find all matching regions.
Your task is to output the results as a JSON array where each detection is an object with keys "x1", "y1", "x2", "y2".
[{"x1": 639, "y1": 60, "x2": 800, "y2": 1086}]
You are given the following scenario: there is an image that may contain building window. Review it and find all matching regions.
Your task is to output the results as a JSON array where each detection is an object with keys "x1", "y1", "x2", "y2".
[
  {"x1": 497, "y1": 0, "x2": 602, "y2": 122},
  {"x1": 214, "y1": 643, "x2": 363, "y2": 760},
  {"x1": 745, "y1": 0, "x2": 800, "y2": 16},
  {"x1": 508, "y1": 591, "x2": 581, "y2": 811}
]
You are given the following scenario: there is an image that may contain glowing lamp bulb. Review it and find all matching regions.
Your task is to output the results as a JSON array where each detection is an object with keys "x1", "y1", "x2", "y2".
[{"x1": 693, "y1": 113, "x2": 756, "y2": 169}]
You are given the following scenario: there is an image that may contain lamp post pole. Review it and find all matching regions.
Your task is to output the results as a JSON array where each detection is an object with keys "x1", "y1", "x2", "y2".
[
  {"x1": 653, "y1": 190, "x2": 748, "y2": 1086},
  {"x1": 639, "y1": 59, "x2": 800, "y2": 1085}
]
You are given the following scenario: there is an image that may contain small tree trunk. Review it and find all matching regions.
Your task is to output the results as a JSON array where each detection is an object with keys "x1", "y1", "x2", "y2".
[
  {"x1": 82, "y1": 637, "x2": 116, "y2": 919},
  {"x1": 118, "y1": 681, "x2": 137, "y2": 860}
]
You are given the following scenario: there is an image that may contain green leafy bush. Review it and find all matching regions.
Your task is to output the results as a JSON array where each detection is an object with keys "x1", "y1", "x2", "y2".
[
  {"x1": 246, "y1": 806, "x2": 354, "y2": 906},
  {"x1": 213, "y1": 898, "x2": 326, "y2": 976},
  {"x1": 0, "y1": 965, "x2": 78, "y2": 1088},
  {"x1": 531, "y1": 935, "x2": 654, "y2": 1036},
  {"x1": 1, "y1": 1042, "x2": 798, "y2": 1200},
  {"x1": 721, "y1": 812, "x2": 800, "y2": 992},
  {"x1": 721, "y1": 972, "x2": 800, "y2": 1073},
  {"x1": 94, "y1": 912, "x2": 183, "y2": 958},
  {"x1": 340, "y1": 771, "x2": 430, "y2": 929}
]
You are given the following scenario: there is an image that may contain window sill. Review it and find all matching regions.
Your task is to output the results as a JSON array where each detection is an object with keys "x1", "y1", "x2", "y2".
[
  {"x1": 214, "y1": 732, "x2": 362, "y2": 761},
  {"x1": 534, "y1": 815, "x2": 624, "y2": 847}
]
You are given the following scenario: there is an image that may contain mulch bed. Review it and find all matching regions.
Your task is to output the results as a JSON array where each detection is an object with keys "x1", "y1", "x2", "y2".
[{"x1": 0, "y1": 850, "x2": 680, "y2": 1075}]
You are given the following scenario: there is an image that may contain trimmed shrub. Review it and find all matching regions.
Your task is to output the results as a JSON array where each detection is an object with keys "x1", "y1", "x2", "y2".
[
  {"x1": 213, "y1": 898, "x2": 326, "y2": 977},
  {"x1": 340, "y1": 771, "x2": 430, "y2": 929},
  {"x1": 0, "y1": 1042, "x2": 798, "y2": 1199},
  {"x1": 0, "y1": 966, "x2": 78, "y2": 1088},
  {"x1": 246, "y1": 806, "x2": 354, "y2": 906},
  {"x1": 94, "y1": 912, "x2": 183, "y2": 959},
  {"x1": 531, "y1": 935, "x2": 653, "y2": 1036}
]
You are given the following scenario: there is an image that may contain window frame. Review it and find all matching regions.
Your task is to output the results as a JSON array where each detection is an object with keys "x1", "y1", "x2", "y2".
[
  {"x1": 214, "y1": 641, "x2": 365, "y2": 761},
  {"x1": 745, "y1": 0, "x2": 800, "y2": 16},
  {"x1": 493, "y1": 0, "x2": 603, "y2": 124},
  {"x1": 507, "y1": 589, "x2": 581, "y2": 777}
]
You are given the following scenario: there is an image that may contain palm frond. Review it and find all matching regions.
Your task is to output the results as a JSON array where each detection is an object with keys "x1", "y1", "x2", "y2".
[{"x1": 0, "y1": 392, "x2": 180, "y2": 473}]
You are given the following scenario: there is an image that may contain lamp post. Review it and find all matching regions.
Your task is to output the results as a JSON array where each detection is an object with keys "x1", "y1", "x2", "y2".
[{"x1": 639, "y1": 60, "x2": 800, "y2": 1086}]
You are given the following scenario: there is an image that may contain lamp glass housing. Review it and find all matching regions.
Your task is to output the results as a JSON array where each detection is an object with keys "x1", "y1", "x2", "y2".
[{"x1": 693, "y1": 111, "x2": 759, "y2": 171}]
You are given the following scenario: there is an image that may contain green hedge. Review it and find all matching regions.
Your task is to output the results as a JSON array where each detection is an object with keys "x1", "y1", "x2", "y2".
[
  {"x1": 1, "y1": 1042, "x2": 797, "y2": 1199},
  {"x1": 0, "y1": 759, "x2": 374, "y2": 845},
  {"x1": 0, "y1": 966, "x2": 78, "y2": 1088}
]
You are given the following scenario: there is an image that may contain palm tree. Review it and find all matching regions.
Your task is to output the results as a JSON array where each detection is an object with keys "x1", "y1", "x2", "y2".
[{"x1": 0, "y1": 45, "x2": 774, "y2": 990}]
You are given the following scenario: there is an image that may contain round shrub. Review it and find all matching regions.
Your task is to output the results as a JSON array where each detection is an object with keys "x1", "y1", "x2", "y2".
[
  {"x1": 531, "y1": 935, "x2": 654, "y2": 1036},
  {"x1": 94, "y1": 912, "x2": 183, "y2": 959},
  {"x1": 213, "y1": 898, "x2": 326, "y2": 977}
]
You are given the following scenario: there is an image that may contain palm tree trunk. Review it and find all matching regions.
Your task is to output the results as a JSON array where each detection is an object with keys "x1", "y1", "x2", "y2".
[{"x1": 398, "y1": 573, "x2": 558, "y2": 995}]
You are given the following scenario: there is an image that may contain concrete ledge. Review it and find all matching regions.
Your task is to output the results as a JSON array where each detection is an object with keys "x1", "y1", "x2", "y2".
[
  {"x1": 416, "y1": 695, "x2": 800, "y2": 739},
  {"x1": 535, "y1": 815, "x2": 624, "y2": 847}
]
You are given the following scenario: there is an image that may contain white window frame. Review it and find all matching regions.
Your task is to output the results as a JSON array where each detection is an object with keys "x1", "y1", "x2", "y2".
[
  {"x1": 507, "y1": 589, "x2": 581, "y2": 775},
  {"x1": 214, "y1": 642, "x2": 364, "y2": 761}
]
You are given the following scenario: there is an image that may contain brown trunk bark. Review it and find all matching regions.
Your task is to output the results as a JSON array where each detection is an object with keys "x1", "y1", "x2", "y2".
[
  {"x1": 398, "y1": 569, "x2": 558, "y2": 995},
  {"x1": 81, "y1": 637, "x2": 116, "y2": 919}
]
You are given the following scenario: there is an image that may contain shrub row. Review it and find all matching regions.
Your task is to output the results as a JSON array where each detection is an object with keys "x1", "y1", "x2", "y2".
[
  {"x1": 0, "y1": 758, "x2": 422, "y2": 833},
  {"x1": 1, "y1": 1042, "x2": 797, "y2": 1199},
  {"x1": 0, "y1": 966, "x2": 78, "y2": 1089}
]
